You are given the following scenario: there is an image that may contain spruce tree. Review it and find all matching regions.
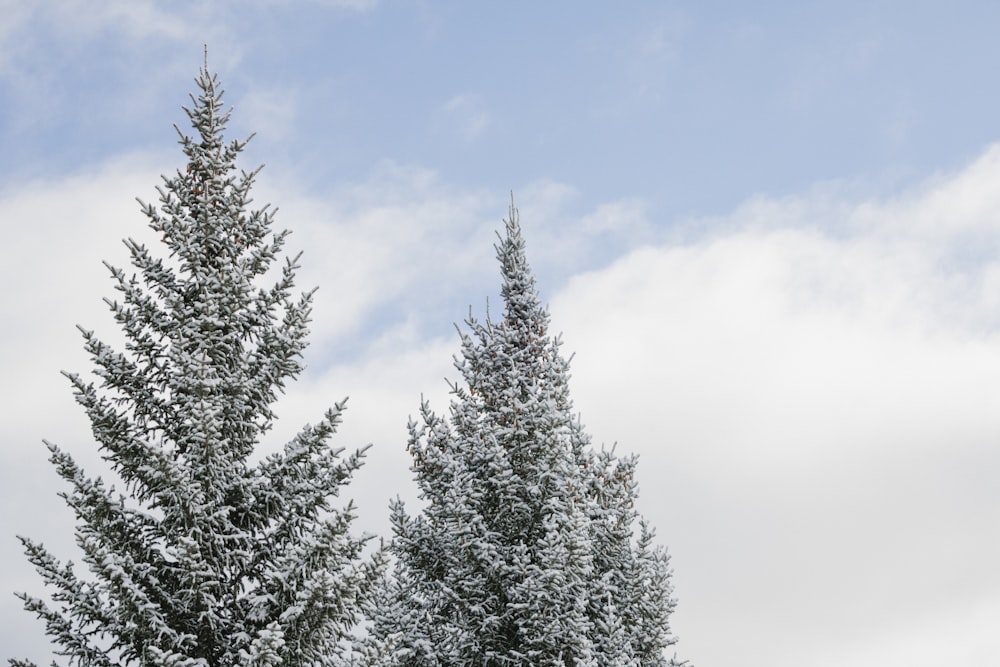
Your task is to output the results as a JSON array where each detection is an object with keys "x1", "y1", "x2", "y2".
[
  {"x1": 379, "y1": 204, "x2": 681, "y2": 666},
  {"x1": 12, "y1": 63, "x2": 382, "y2": 667}
]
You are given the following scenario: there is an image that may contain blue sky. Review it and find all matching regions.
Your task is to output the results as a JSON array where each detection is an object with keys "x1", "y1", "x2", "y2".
[
  {"x1": 3, "y1": 3, "x2": 1000, "y2": 666},
  {"x1": 10, "y1": 2, "x2": 1000, "y2": 219}
]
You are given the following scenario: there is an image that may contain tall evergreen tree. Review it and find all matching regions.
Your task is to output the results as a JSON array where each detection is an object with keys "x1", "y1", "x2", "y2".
[
  {"x1": 12, "y1": 63, "x2": 382, "y2": 667},
  {"x1": 379, "y1": 204, "x2": 681, "y2": 666}
]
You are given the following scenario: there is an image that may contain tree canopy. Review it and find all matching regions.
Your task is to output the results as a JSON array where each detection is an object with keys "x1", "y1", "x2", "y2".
[
  {"x1": 13, "y1": 63, "x2": 382, "y2": 667},
  {"x1": 379, "y1": 203, "x2": 681, "y2": 666}
]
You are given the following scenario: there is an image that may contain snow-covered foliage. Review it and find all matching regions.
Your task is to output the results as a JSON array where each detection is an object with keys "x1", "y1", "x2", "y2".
[
  {"x1": 378, "y1": 204, "x2": 682, "y2": 666},
  {"x1": 12, "y1": 64, "x2": 383, "y2": 667}
]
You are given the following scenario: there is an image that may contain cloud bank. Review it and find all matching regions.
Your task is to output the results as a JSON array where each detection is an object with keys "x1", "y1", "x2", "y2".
[
  {"x1": 3, "y1": 144, "x2": 1000, "y2": 666},
  {"x1": 555, "y1": 147, "x2": 1000, "y2": 666}
]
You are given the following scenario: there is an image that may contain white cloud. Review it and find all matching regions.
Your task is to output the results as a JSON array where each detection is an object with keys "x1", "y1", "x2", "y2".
[
  {"x1": 0, "y1": 1, "x2": 203, "y2": 61},
  {"x1": 236, "y1": 84, "x2": 301, "y2": 142},
  {"x1": 0, "y1": 150, "x2": 171, "y2": 662},
  {"x1": 441, "y1": 93, "x2": 491, "y2": 140},
  {"x1": 0, "y1": 1, "x2": 32, "y2": 70},
  {"x1": 75, "y1": 1, "x2": 194, "y2": 43},
  {"x1": 247, "y1": 161, "x2": 503, "y2": 351},
  {"x1": 811, "y1": 592, "x2": 1000, "y2": 666},
  {"x1": 551, "y1": 146, "x2": 1000, "y2": 667},
  {"x1": 0, "y1": 3, "x2": 246, "y2": 151},
  {"x1": 312, "y1": 0, "x2": 379, "y2": 10},
  {"x1": 260, "y1": 0, "x2": 379, "y2": 9},
  {"x1": 262, "y1": 144, "x2": 1000, "y2": 665},
  {"x1": 500, "y1": 181, "x2": 657, "y2": 282},
  {"x1": 5, "y1": 140, "x2": 1000, "y2": 665}
]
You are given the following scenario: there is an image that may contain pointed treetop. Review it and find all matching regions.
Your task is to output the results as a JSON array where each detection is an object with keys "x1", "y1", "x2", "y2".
[
  {"x1": 182, "y1": 64, "x2": 231, "y2": 153},
  {"x1": 498, "y1": 194, "x2": 546, "y2": 331}
]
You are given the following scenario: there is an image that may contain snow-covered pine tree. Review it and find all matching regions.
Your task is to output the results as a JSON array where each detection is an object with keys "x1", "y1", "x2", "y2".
[
  {"x1": 586, "y1": 450, "x2": 681, "y2": 666},
  {"x1": 11, "y1": 63, "x2": 383, "y2": 667},
  {"x1": 379, "y1": 203, "x2": 682, "y2": 666}
]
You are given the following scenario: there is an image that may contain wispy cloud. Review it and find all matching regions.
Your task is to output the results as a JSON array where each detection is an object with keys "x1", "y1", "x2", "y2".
[
  {"x1": 313, "y1": 0, "x2": 379, "y2": 10},
  {"x1": 236, "y1": 84, "x2": 301, "y2": 142},
  {"x1": 441, "y1": 92, "x2": 491, "y2": 140},
  {"x1": 259, "y1": 0, "x2": 379, "y2": 9}
]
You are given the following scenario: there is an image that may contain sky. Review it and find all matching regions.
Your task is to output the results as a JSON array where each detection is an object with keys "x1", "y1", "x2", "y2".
[{"x1": 2, "y1": 2, "x2": 1000, "y2": 665}]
